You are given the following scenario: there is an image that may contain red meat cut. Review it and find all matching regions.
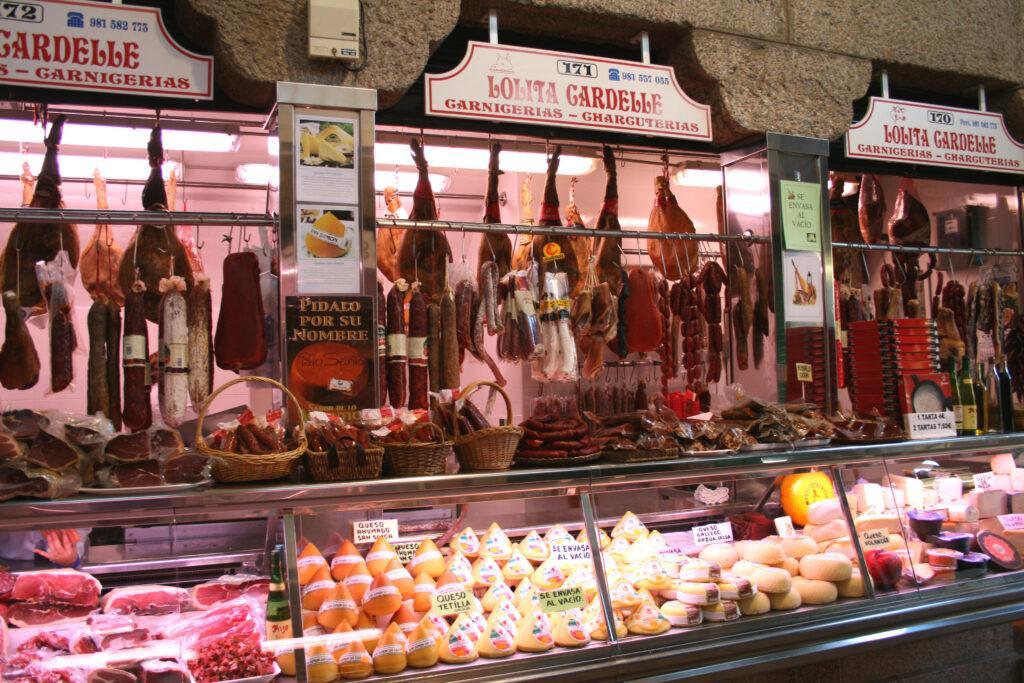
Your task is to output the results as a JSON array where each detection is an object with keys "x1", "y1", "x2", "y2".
[
  {"x1": 101, "y1": 585, "x2": 189, "y2": 616},
  {"x1": 139, "y1": 659, "x2": 189, "y2": 683},
  {"x1": 103, "y1": 432, "x2": 151, "y2": 463},
  {"x1": 624, "y1": 268, "x2": 663, "y2": 353},
  {"x1": 88, "y1": 670, "x2": 138, "y2": 683},
  {"x1": 159, "y1": 600, "x2": 255, "y2": 645},
  {"x1": 5, "y1": 602, "x2": 94, "y2": 627},
  {"x1": 11, "y1": 569, "x2": 102, "y2": 606},
  {"x1": 189, "y1": 575, "x2": 268, "y2": 610}
]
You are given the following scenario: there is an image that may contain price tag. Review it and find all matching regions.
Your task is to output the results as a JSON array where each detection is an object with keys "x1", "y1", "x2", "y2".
[
  {"x1": 795, "y1": 363, "x2": 813, "y2": 382},
  {"x1": 539, "y1": 586, "x2": 586, "y2": 613},
  {"x1": 692, "y1": 522, "x2": 733, "y2": 546},
  {"x1": 430, "y1": 588, "x2": 473, "y2": 616},
  {"x1": 903, "y1": 411, "x2": 957, "y2": 440},
  {"x1": 551, "y1": 542, "x2": 592, "y2": 565},
  {"x1": 352, "y1": 519, "x2": 399, "y2": 544},
  {"x1": 997, "y1": 514, "x2": 1024, "y2": 531},
  {"x1": 393, "y1": 542, "x2": 418, "y2": 565},
  {"x1": 859, "y1": 528, "x2": 890, "y2": 550},
  {"x1": 974, "y1": 471, "x2": 996, "y2": 491},
  {"x1": 774, "y1": 515, "x2": 796, "y2": 538}
]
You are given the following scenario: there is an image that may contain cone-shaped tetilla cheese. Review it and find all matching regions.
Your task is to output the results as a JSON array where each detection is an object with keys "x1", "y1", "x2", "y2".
[
  {"x1": 478, "y1": 617, "x2": 517, "y2": 658},
  {"x1": 648, "y1": 530, "x2": 668, "y2": 551},
  {"x1": 304, "y1": 611, "x2": 327, "y2": 637},
  {"x1": 626, "y1": 600, "x2": 671, "y2": 635},
  {"x1": 607, "y1": 535, "x2": 632, "y2": 560},
  {"x1": 515, "y1": 610, "x2": 555, "y2": 652},
  {"x1": 544, "y1": 524, "x2": 573, "y2": 544},
  {"x1": 273, "y1": 620, "x2": 296, "y2": 675},
  {"x1": 623, "y1": 534, "x2": 657, "y2": 567},
  {"x1": 481, "y1": 580, "x2": 515, "y2": 612},
  {"x1": 335, "y1": 639, "x2": 373, "y2": 680},
  {"x1": 318, "y1": 581, "x2": 358, "y2": 630},
  {"x1": 362, "y1": 572, "x2": 402, "y2": 616},
  {"x1": 372, "y1": 621, "x2": 408, "y2": 675},
  {"x1": 564, "y1": 565, "x2": 598, "y2": 601},
  {"x1": 383, "y1": 558, "x2": 414, "y2": 600},
  {"x1": 445, "y1": 551, "x2": 475, "y2": 589},
  {"x1": 449, "y1": 527, "x2": 480, "y2": 559},
  {"x1": 487, "y1": 598, "x2": 521, "y2": 632},
  {"x1": 390, "y1": 603, "x2": 418, "y2": 635},
  {"x1": 518, "y1": 530, "x2": 550, "y2": 564},
  {"x1": 413, "y1": 571, "x2": 436, "y2": 612},
  {"x1": 405, "y1": 620, "x2": 441, "y2": 668},
  {"x1": 408, "y1": 538, "x2": 445, "y2": 578},
  {"x1": 331, "y1": 539, "x2": 362, "y2": 581},
  {"x1": 447, "y1": 612, "x2": 481, "y2": 641},
  {"x1": 577, "y1": 526, "x2": 612, "y2": 550},
  {"x1": 354, "y1": 610, "x2": 380, "y2": 653},
  {"x1": 634, "y1": 557, "x2": 673, "y2": 591},
  {"x1": 344, "y1": 560, "x2": 373, "y2": 604},
  {"x1": 530, "y1": 558, "x2": 567, "y2": 590},
  {"x1": 438, "y1": 618, "x2": 479, "y2": 663},
  {"x1": 479, "y1": 523, "x2": 514, "y2": 561},
  {"x1": 433, "y1": 568, "x2": 465, "y2": 596},
  {"x1": 305, "y1": 643, "x2": 339, "y2": 683},
  {"x1": 365, "y1": 537, "x2": 398, "y2": 576},
  {"x1": 422, "y1": 608, "x2": 450, "y2": 638},
  {"x1": 301, "y1": 566, "x2": 336, "y2": 611},
  {"x1": 471, "y1": 556, "x2": 503, "y2": 589},
  {"x1": 611, "y1": 511, "x2": 647, "y2": 541},
  {"x1": 512, "y1": 576, "x2": 535, "y2": 603},
  {"x1": 554, "y1": 608, "x2": 591, "y2": 647},
  {"x1": 328, "y1": 620, "x2": 356, "y2": 661},
  {"x1": 298, "y1": 543, "x2": 329, "y2": 585},
  {"x1": 609, "y1": 576, "x2": 641, "y2": 611},
  {"x1": 515, "y1": 586, "x2": 541, "y2": 617},
  {"x1": 501, "y1": 549, "x2": 534, "y2": 585}
]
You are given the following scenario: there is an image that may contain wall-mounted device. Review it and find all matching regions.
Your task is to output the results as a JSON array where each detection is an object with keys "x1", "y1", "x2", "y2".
[{"x1": 308, "y1": 0, "x2": 360, "y2": 61}]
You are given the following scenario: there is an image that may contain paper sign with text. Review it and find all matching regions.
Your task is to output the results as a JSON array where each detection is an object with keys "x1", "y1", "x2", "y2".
[
  {"x1": 539, "y1": 586, "x2": 587, "y2": 613},
  {"x1": 692, "y1": 522, "x2": 733, "y2": 546},
  {"x1": 430, "y1": 588, "x2": 474, "y2": 616},
  {"x1": 795, "y1": 363, "x2": 814, "y2": 383},
  {"x1": 353, "y1": 519, "x2": 399, "y2": 544},
  {"x1": 904, "y1": 411, "x2": 956, "y2": 440},
  {"x1": 859, "y1": 528, "x2": 890, "y2": 550},
  {"x1": 774, "y1": 516, "x2": 796, "y2": 538},
  {"x1": 996, "y1": 514, "x2": 1024, "y2": 531},
  {"x1": 552, "y1": 542, "x2": 592, "y2": 565},
  {"x1": 973, "y1": 471, "x2": 996, "y2": 491},
  {"x1": 393, "y1": 542, "x2": 418, "y2": 565}
]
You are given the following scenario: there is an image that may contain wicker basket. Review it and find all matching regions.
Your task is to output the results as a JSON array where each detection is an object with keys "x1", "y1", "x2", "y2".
[
  {"x1": 306, "y1": 444, "x2": 384, "y2": 482},
  {"x1": 383, "y1": 422, "x2": 452, "y2": 477},
  {"x1": 195, "y1": 376, "x2": 308, "y2": 483},
  {"x1": 452, "y1": 381, "x2": 524, "y2": 471}
]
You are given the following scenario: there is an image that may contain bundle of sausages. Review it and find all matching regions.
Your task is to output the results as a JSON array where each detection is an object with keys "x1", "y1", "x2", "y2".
[
  {"x1": 210, "y1": 409, "x2": 290, "y2": 455},
  {"x1": 516, "y1": 413, "x2": 598, "y2": 460}
]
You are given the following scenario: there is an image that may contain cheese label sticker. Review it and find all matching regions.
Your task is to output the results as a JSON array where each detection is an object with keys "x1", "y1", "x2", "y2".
[
  {"x1": 692, "y1": 522, "x2": 734, "y2": 546},
  {"x1": 859, "y1": 528, "x2": 890, "y2": 549},
  {"x1": 974, "y1": 471, "x2": 996, "y2": 491},
  {"x1": 552, "y1": 542, "x2": 592, "y2": 565},
  {"x1": 774, "y1": 515, "x2": 796, "y2": 538},
  {"x1": 394, "y1": 542, "x2": 419, "y2": 565},
  {"x1": 997, "y1": 514, "x2": 1024, "y2": 531},
  {"x1": 539, "y1": 586, "x2": 587, "y2": 613},
  {"x1": 431, "y1": 588, "x2": 474, "y2": 615},
  {"x1": 353, "y1": 519, "x2": 399, "y2": 544},
  {"x1": 795, "y1": 363, "x2": 813, "y2": 382}
]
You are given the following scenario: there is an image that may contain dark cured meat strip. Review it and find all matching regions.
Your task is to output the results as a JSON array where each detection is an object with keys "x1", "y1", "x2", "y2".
[
  {"x1": 441, "y1": 289, "x2": 459, "y2": 389},
  {"x1": 105, "y1": 303, "x2": 122, "y2": 430},
  {"x1": 427, "y1": 302, "x2": 442, "y2": 393},
  {"x1": 385, "y1": 282, "x2": 407, "y2": 407},
  {"x1": 122, "y1": 282, "x2": 152, "y2": 432},
  {"x1": 49, "y1": 280, "x2": 76, "y2": 393},
  {"x1": 26, "y1": 430, "x2": 80, "y2": 472},
  {"x1": 214, "y1": 252, "x2": 267, "y2": 371},
  {"x1": 407, "y1": 286, "x2": 429, "y2": 410},
  {"x1": 377, "y1": 280, "x2": 388, "y2": 404},
  {"x1": 87, "y1": 301, "x2": 110, "y2": 417}
]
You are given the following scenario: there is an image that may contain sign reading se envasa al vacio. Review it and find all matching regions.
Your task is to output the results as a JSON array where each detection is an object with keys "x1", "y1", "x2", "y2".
[
  {"x1": 426, "y1": 41, "x2": 711, "y2": 141},
  {"x1": 847, "y1": 97, "x2": 1024, "y2": 174},
  {"x1": 0, "y1": 0, "x2": 212, "y2": 99}
]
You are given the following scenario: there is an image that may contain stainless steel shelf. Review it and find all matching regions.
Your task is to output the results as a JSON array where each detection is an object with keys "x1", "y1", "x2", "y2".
[
  {"x1": 0, "y1": 207, "x2": 279, "y2": 227},
  {"x1": 832, "y1": 240, "x2": 1024, "y2": 256},
  {"x1": 1, "y1": 432, "x2": 1019, "y2": 530}
]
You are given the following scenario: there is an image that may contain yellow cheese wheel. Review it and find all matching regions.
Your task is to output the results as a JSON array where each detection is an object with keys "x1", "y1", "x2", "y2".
[
  {"x1": 780, "y1": 473, "x2": 837, "y2": 527},
  {"x1": 305, "y1": 211, "x2": 350, "y2": 258}
]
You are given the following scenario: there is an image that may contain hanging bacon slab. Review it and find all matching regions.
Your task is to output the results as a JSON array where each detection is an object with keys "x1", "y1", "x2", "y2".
[
  {"x1": 396, "y1": 139, "x2": 451, "y2": 301},
  {"x1": 0, "y1": 115, "x2": 80, "y2": 314},
  {"x1": 647, "y1": 175, "x2": 698, "y2": 280},
  {"x1": 857, "y1": 174, "x2": 886, "y2": 245},
  {"x1": 117, "y1": 127, "x2": 193, "y2": 323},
  {"x1": 528, "y1": 146, "x2": 584, "y2": 296},
  {"x1": 594, "y1": 146, "x2": 623, "y2": 294},
  {"x1": 477, "y1": 143, "x2": 513, "y2": 290},
  {"x1": 80, "y1": 170, "x2": 125, "y2": 307},
  {"x1": 624, "y1": 268, "x2": 663, "y2": 353},
  {"x1": 213, "y1": 251, "x2": 267, "y2": 371}
]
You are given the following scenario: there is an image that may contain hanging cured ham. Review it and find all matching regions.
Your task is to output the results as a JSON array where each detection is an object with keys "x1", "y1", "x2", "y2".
[
  {"x1": 0, "y1": 291, "x2": 39, "y2": 390},
  {"x1": 117, "y1": 126, "x2": 194, "y2": 323},
  {"x1": 593, "y1": 146, "x2": 623, "y2": 294},
  {"x1": 396, "y1": 139, "x2": 451, "y2": 301},
  {"x1": 887, "y1": 178, "x2": 930, "y2": 246},
  {"x1": 80, "y1": 171, "x2": 125, "y2": 307},
  {"x1": 0, "y1": 115, "x2": 80, "y2": 314},
  {"x1": 476, "y1": 143, "x2": 512, "y2": 291},
  {"x1": 377, "y1": 187, "x2": 404, "y2": 284},
  {"x1": 647, "y1": 174, "x2": 698, "y2": 280},
  {"x1": 857, "y1": 174, "x2": 886, "y2": 245}
]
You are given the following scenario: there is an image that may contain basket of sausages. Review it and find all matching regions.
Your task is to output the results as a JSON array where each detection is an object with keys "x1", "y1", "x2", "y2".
[
  {"x1": 381, "y1": 421, "x2": 452, "y2": 477},
  {"x1": 304, "y1": 413, "x2": 383, "y2": 482},
  {"x1": 195, "y1": 376, "x2": 307, "y2": 483},
  {"x1": 449, "y1": 381, "x2": 524, "y2": 470}
]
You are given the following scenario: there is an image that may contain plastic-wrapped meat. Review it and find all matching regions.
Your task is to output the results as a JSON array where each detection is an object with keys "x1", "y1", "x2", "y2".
[
  {"x1": 11, "y1": 568, "x2": 102, "y2": 606},
  {"x1": 158, "y1": 600, "x2": 255, "y2": 643},
  {"x1": 161, "y1": 453, "x2": 210, "y2": 484},
  {"x1": 0, "y1": 431, "x2": 23, "y2": 464},
  {"x1": 887, "y1": 178, "x2": 930, "y2": 245},
  {"x1": 47, "y1": 278, "x2": 76, "y2": 393},
  {"x1": 7, "y1": 602, "x2": 91, "y2": 627},
  {"x1": 858, "y1": 174, "x2": 886, "y2": 244},
  {"x1": 189, "y1": 576, "x2": 269, "y2": 610},
  {"x1": 2, "y1": 409, "x2": 48, "y2": 439},
  {"x1": 103, "y1": 432, "x2": 151, "y2": 463},
  {"x1": 101, "y1": 585, "x2": 189, "y2": 616},
  {"x1": 0, "y1": 464, "x2": 80, "y2": 502},
  {"x1": 139, "y1": 660, "x2": 189, "y2": 683},
  {"x1": 26, "y1": 429, "x2": 81, "y2": 472},
  {"x1": 88, "y1": 669, "x2": 138, "y2": 683},
  {"x1": 97, "y1": 460, "x2": 163, "y2": 488}
]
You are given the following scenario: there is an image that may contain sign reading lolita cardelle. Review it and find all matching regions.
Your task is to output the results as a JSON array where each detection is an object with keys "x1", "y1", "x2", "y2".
[
  {"x1": 846, "y1": 97, "x2": 1024, "y2": 174},
  {"x1": 0, "y1": 0, "x2": 212, "y2": 99},
  {"x1": 426, "y1": 41, "x2": 711, "y2": 142}
]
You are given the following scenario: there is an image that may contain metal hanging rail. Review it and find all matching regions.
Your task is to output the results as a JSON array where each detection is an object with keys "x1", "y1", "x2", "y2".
[
  {"x1": 832, "y1": 241, "x2": 1024, "y2": 257},
  {"x1": 0, "y1": 208, "x2": 279, "y2": 227},
  {"x1": 377, "y1": 218, "x2": 768, "y2": 244}
]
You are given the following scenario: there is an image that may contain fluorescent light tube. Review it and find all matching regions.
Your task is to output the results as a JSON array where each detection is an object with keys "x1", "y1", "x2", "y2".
[
  {"x1": 375, "y1": 143, "x2": 595, "y2": 176},
  {"x1": 0, "y1": 119, "x2": 238, "y2": 152},
  {"x1": 374, "y1": 171, "x2": 450, "y2": 194},
  {"x1": 0, "y1": 152, "x2": 181, "y2": 181},
  {"x1": 236, "y1": 163, "x2": 279, "y2": 189}
]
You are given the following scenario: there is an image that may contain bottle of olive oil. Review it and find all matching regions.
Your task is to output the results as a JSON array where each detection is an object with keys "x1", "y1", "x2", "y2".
[
  {"x1": 266, "y1": 544, "x2": 296, "y2": 675},
  {"x1": 958, "y1": 356, "x2": 978, "y2": 436},
  {"x1": 974, "y1": 361, "x2": 989, "y2": 433},
  {"x1": 949, "y1": 355, "x2": 964, "y2": 435}
]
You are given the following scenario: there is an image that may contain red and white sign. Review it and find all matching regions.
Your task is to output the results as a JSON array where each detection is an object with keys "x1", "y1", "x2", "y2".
[
  {"x1": 847, "y1": 97, "x2": 1024, "y2": 174},
  {"x1": 426, "y1": 41, "x2": 711, "y2": 141},
  {"x1": 0, "y1": 0, "x2": 212, "y2": 99}
]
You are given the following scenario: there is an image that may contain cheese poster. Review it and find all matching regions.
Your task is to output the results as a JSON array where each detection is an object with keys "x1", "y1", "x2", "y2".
[
  {"x1": 296, "y1": 205, "x2": 361, "y2": 294},
  {"x1": 285, "y1": 295, "x2": 378, "y2": 419}
]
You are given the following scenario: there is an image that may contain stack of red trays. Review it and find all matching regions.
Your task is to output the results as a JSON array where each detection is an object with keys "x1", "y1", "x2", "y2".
[
  {"x1": 784, "y1": 326, "x2": 838, "y2": 406},
  {"x1": 845, "y1": 319, "x2": 940, "y2": 419}
]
